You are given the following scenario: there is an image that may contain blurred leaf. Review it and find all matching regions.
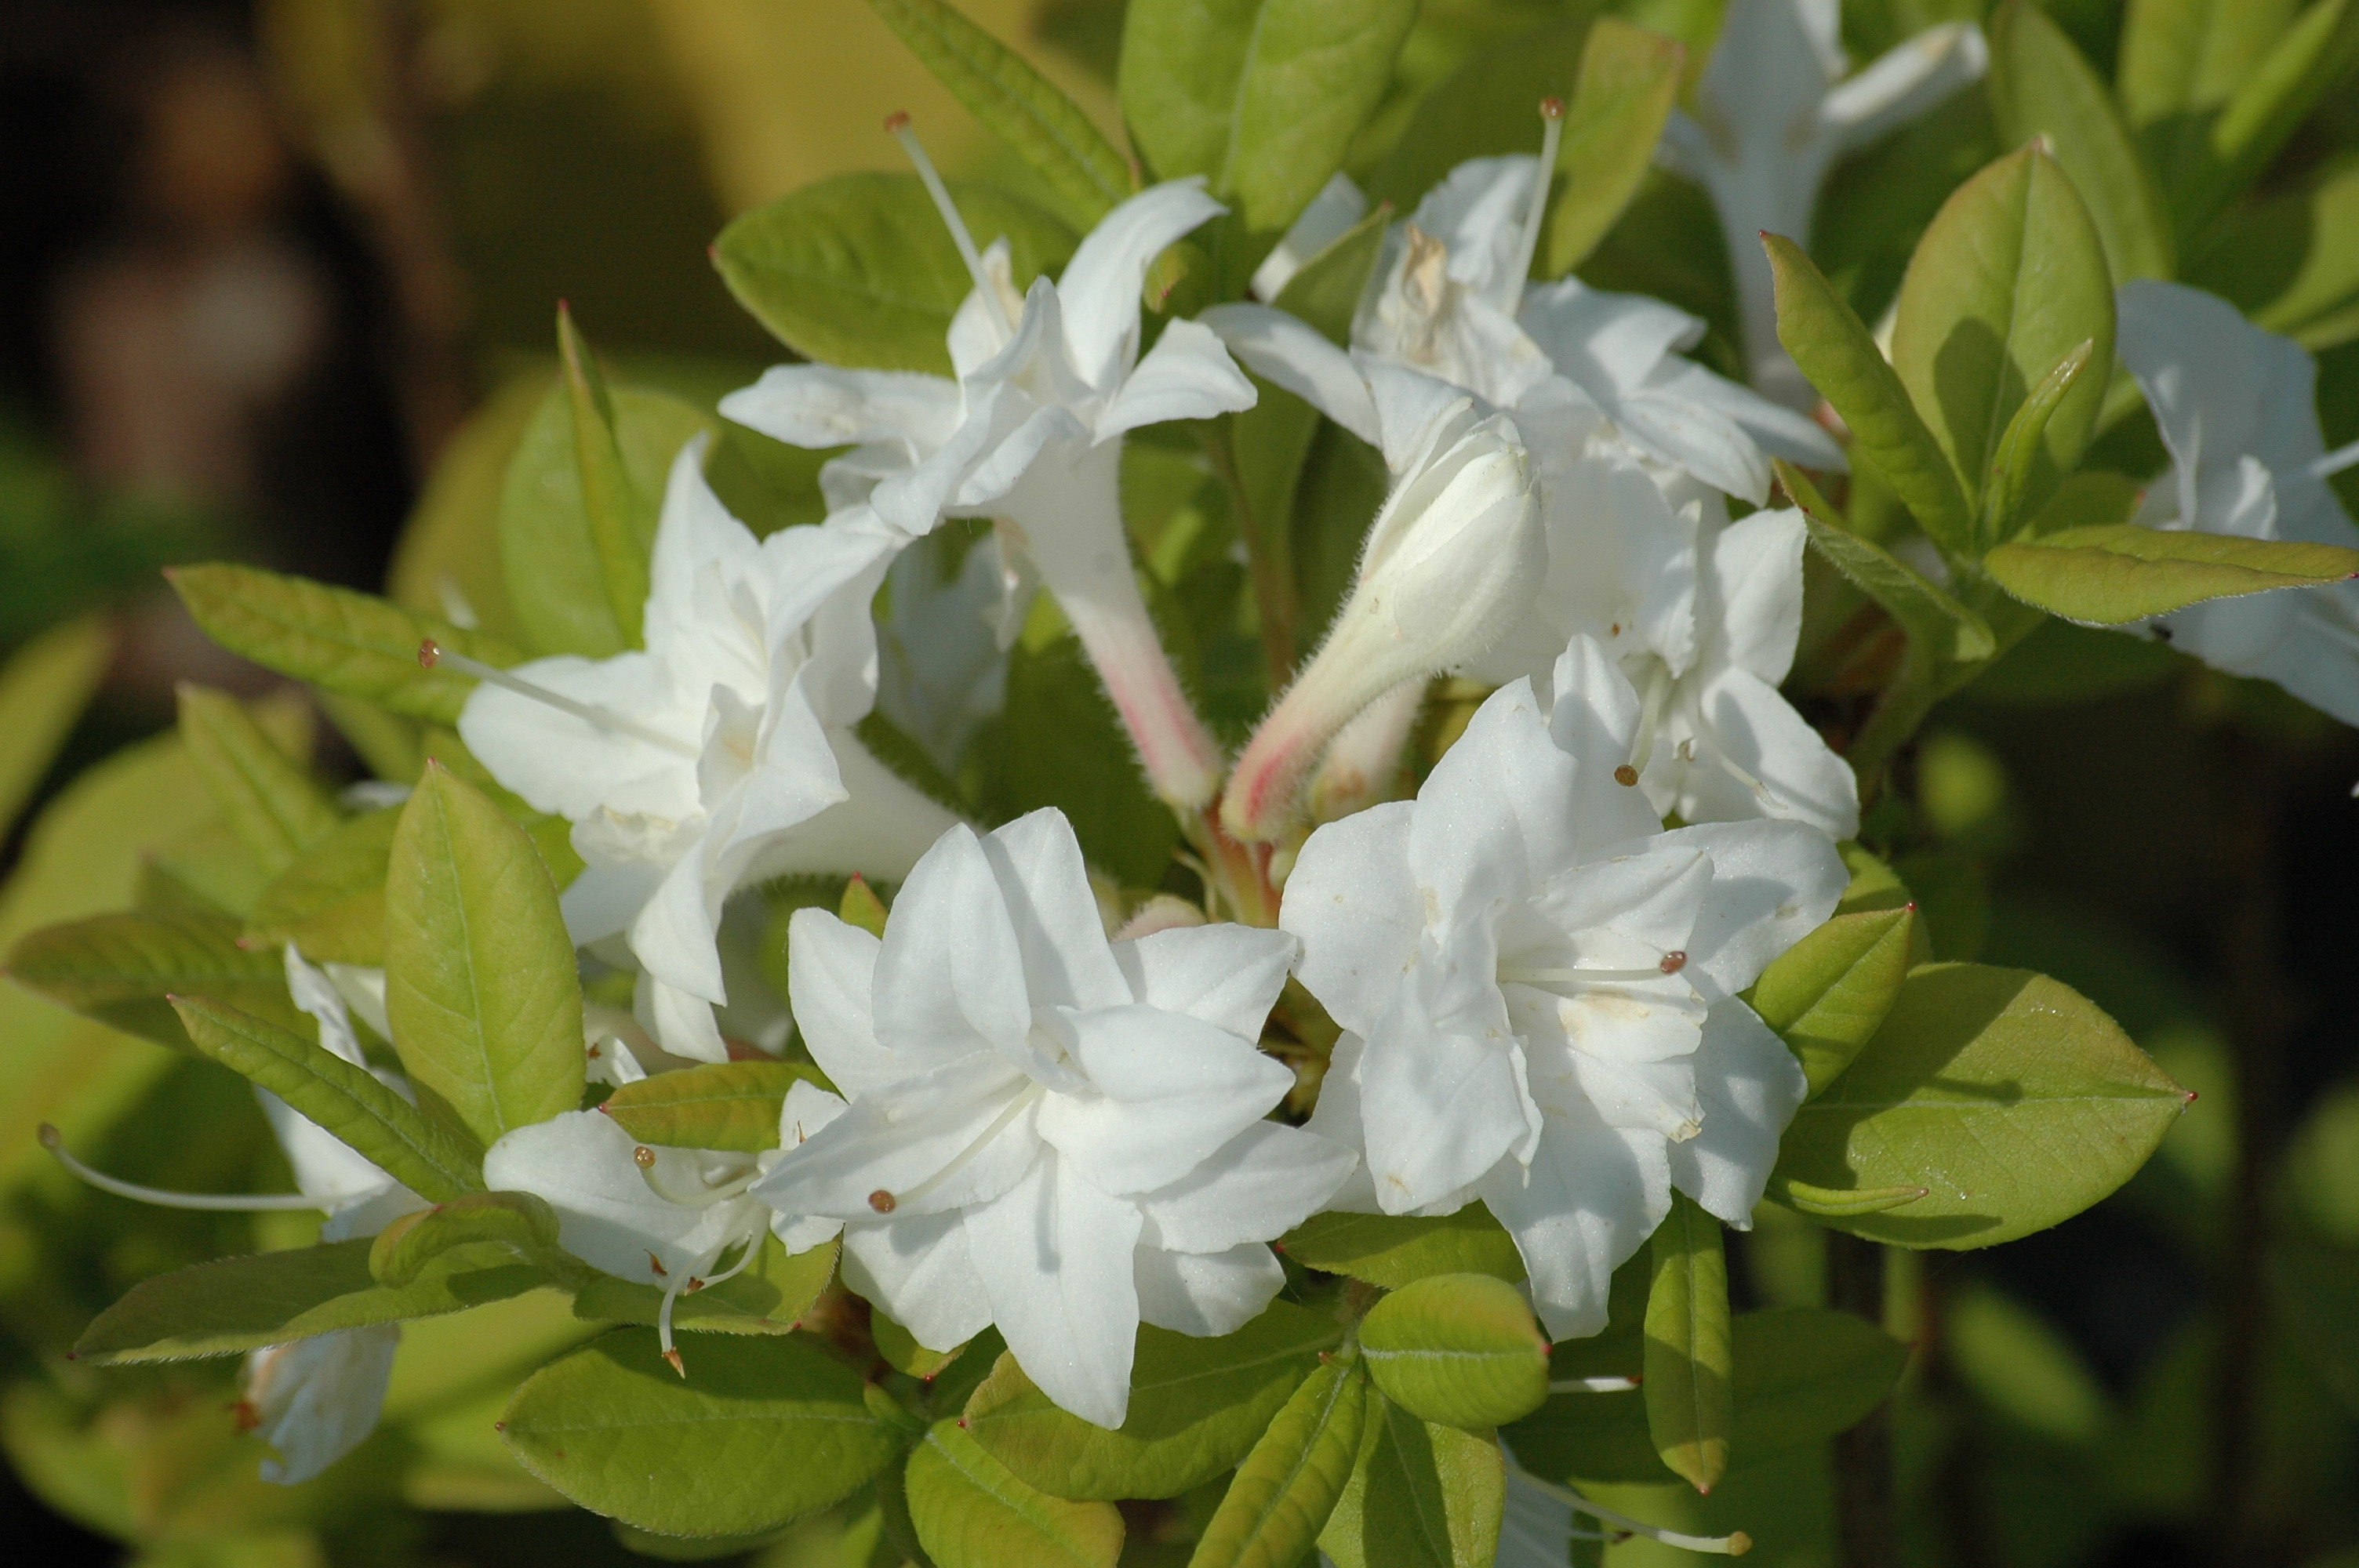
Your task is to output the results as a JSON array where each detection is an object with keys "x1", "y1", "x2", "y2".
[
  {"x1": 1278, "y1": 1203, "x2": 1526, "y2": 1287},
  {"x1": 173, "y1": 995, "x2": 484, "y2": 1203},
  {"x1": 1773, "y1": 963, "x2": 2190, "y2": 1248},
  {"x1": 1366, "y1": 14, "x2": 1601, "y2": 212},
  {"x1": 168, "y1": 564, "x2": 522, "y2": 728},
  {"x1": 1888, "y1": 147, "x2": 2115, "y2": 543},
  {"x1": 1119, "y1": 0, "x2": 1418, "y2": 231},
  {"x1": 2288, "y1": 1082, "x2": 2359, "y2": 1247},
  {"x1": 387, "y1": 371, "x2": 545, "y2": 645},
  {"x1": 963, "y1": 1300, "x2": 1339, "y2": 1501},
  {"x1": 572, "y1": 1233, "x2": 838, "y2": 1338},
  {"x1": 500, "y1": 1330, "x2": 900, "y2": 1535},
  {"x1": 1542, "y1": 18, "x2": 1685, "y2": 277},
  {"x1": 557, "y1": 307, "x2": 659, "y2": 648},
  {"x1": 839, "y1": 873, "x2": 892, "y2": 938},
  {"x1": 1944, "y1": 1282, "x2": 2110, "y2": 1445},
  {"x1": 0, "y1": 618, "x2": 111, "y2": 839},
  {"x1": 1360, "y1": 1272, "x2": 1550, "y2": 1431},
  {"x1": 1645, "y1": 1194, "x2": 1731, "y2": 1494},
  {"x1": 2247, "y1": 162, "x2": 2359, "y2": 345},
  {"x1": 245, "y1": 808, "x2": 398, "y2": 967},
  {"x1": 869, "y1": 0, "x2": 1133, "y2": 229},
  {"x1": 1983, "y1": 521, "x2": 2359, "y2": 622},
  {"x1": 385, "y1": 764, "x2": 585, "y2": 1146},
  {"x1": 1317, "y1": 1393, "x2": 1503, "y2": 1568},
  {"x1": 6, "y1": 911, "x2": 308, "y2": 1054},
  {"x1": 74, "y1": 1238, "x2": 543, "y2": 1364},
  {"x1": 1188, "y1": 1349, "x2": 1368, "y2": 1568},
  {"x1": 980, "y1": 631, "x2": 1179, "y2": 888},
  {"x1": 714, "y1": 173, "x2": 1076, "y2": 376},
  {"x1": 603, "y1": 1059, "x2": 824, "y2": 1152},
  {"x1": 906, "y1": 1419, "x2": 1124, "y2": 1568}
]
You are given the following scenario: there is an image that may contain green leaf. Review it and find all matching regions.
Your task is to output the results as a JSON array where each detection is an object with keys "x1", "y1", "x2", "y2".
[
  {"x1": 5, "y1": 911, "x2": 307, "y2": 1053},
  {"x1": 499, "y1": 367, "x2": 707, "y2": 659},
  {"x1": 1278, "y1": 1203, "x2": 1526, "y2": 1289},
  {"x1": 907, "y1": 1420, "x2": 1125, "y2": 1568},
  {"x1": 1120, "y1": 0, "x2": 1419, "y2": 232},
  {"x1": 1503, "y1": 1308, "x2": 1910, "y2": 1483},
  {"x1": 500, "y1": 1329, "x2": 902, "y2": 1536},
  {"x1": 0, "y1": 617, "x2": 111, "y2": 839},
  {"x1": 244, "y1": 806, "x2": 398, "y2": 967},
  {"x1": 73, "y1": 1237, "x2": 543, "y2": 1364},
  {"x1": 2117, "y1": 0, "x2": 2300, "y2": 136},
  {"x1": 866, "y1": 0, "x2": 1132, "y2": 230},
  {"x1": 572, "y1": 1234, "x2": 838, "y2": 1338},
  {"x1": 384, "y1": 763, "x2": 585, "y2": 1145},
  {"x1": 1543, "y1": 18, "x2": 1687, "y2": 277},
  {"x1": 872, "y1": 1309, "x2": 970, "y2": 1379},
  {"x1": 1774, "y1": 963, "x2": 2193, "y2": 1248},
  {"x1": 1747, "y1": 906, "x2": 1917, "y2": 1096},
  {"x1": 1188, "y1": 1348, "x2": 1369, "y2": 1568},
  {"x1": 171, "y1": 995, "x2": 484, "y2": 1203},
  {"x1": 839, "y1": 874, "x2": 890, "y2": 938},
  {"x1": 175, "y1": 684, "x2": 341, "y2": 878},
  {"x1": 603, "y1": 1060, "x2": 824, "y2": 1152},
  {"x1": 1767, "y1": 1177, "x2": 1928, "y2": 1218},
  {"x1": 2245, "y1": 162, "x2": 2359, "y2": 345},
  {"x1": 1272, "y1": 207, "x2": 1390, "y2": 346},
  {"x1": 714, "y1": 173, "x2": 1076, "y2": 376},
  {"x1": 1364, "y1": 16, "x2": 1596, "y2": 214},
  {"x1": 1987, "y1": 2, "x2": 2175, "y2": 284},
  {"x1": 1359, "y1": 1273, "x2": 1550, "y2": 1431},
  {"x1": 1888, "y1": 146, "x2": 2115, "y2": 545},
  {"x1": 166, "y1": 563, "x2": 520, "y2": 728},
  {"x1": 372, "y1": 1190, "x2": 565, "y2": 1285},
  {"x1": 962, "y1": 1299, "x2": 1341, "y2": 1501},
  {"x1": 1983, "y1": 521, "x2": 2359, "y2": 623},
  {"x1": 1765, "y1": 234, "x2": 1976, "y2": 551},
  {"x1": 1318, "y1": 1394, "x2": 1505, "y2": 1568},
  {"x1": 1779, "y1": 463, "x2": 1997, "y2": 665},
  {"x1": 1644, "y1": 1194, "x2": 1731, "y2": 1494},
  {"x1": 1982, "y1": 339, "x2": 2097, "y2": 543},
  {"x1": 2176, "y1": 0, "x2": 2359, "y2": 241}
]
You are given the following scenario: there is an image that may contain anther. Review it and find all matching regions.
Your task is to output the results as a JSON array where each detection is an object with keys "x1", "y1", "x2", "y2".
[
  {"x1": 422, "y1": 640, "x2": 698, "y2": 756},
  {"x1": 633, "y1": 1145, "x2": 656, "y2": 1169},
  {"x1": 883, "y1": 111, "x2": 909, "y2": 134},
  {"x1": 868, "y1": 1189, "x2": 898, "y2": 1213},
  {"x1": 686, "y1": 1277, "x2": 705, "y2": 1293},
  {"x1": 1659, "y1": 951, "x2": 1687, "y2": 975},
  {"x1": 648, "y1": 1252, "x2": 667, "y2": 1277},
  {"x1": 662, "y1": 1348, "x2": 686, "y2": 1378},
  {"x1": 1539, "y1": 96, "x2": 1565, "y2": 119},
  {"x1": 1615, "y1": 764, "x2": 1639, "y2": 786}
]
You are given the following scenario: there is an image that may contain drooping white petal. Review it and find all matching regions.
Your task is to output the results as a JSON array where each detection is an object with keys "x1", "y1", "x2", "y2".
[
  {"x1": 718, "y1": 363, "x2": 963, "y2": 456},
  {"x1": 1094, "y1": 318, "x2": 1256, "y2": 440},
  {"x1": 245, "y1": 1325, "x2": 400, "y2": 1485},
  {"x1": 963, "y1": 1155, "x2": 1145, "y2": 1429},
  {"x1": 1056, "y1": 180, "x2": 1228, "y2": 394},
  {"x1": 482, "y1": 1110, "x2": 760, "y2": 1282},
  {"x1": 1134, "y1": 1242, "x2": 1289, "y2": 1338},
  {"x1": 1670, "y1": 1000, "x2": 1808, "y2": 1225},
  {"x1": 1200, "y1": 302, "x2": 1383, "y2": 444},
  {"x1": 1477, "y1": 1088, "x2": 1671, "y2": 1341},
  {"x1": 457, "y1": 652, "x2": 690, "y2": 823}
]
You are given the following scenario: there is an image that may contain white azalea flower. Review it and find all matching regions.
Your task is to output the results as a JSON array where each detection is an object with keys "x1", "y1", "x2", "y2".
[
  {"x1": 453, "y1": 437, "x2": 960, "y2": 1062},
  {"x1": 1281, "y1": 635, "x2": 1845, "y2": 1338},
  {"x1": 1658, "y1": 0, "x2": 1987, "y2": 405},
  {"x1": 754, "y1": 808, "x2": 1356, "y2": 1428},
  {"x1": 238, "y1": 1327, "x2": 402, "y2": 1486},
  {"x1": 721, "y1": 126, "x2": 1256, "y2": 808},
  {"x1": 2114, "y1": 280, "x2": 2359, "y2": 727},
  {"x1": 875, "y1": 535, "x2": 1012, "y2": 774},
  {"x1": 482, "y1": 1081, "x2": 848, "y2": 1371}
]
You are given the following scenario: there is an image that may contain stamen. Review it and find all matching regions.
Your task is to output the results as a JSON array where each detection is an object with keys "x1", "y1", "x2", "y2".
[
  {"x1": 867, "y1": 1082, "x2": 1046, "y2": 1214},
  {"x1": 1499, "y1": 964, "x2": 1685, "y2": 987},
  {"x1": 1630, "y1": 659, "x2": 1674, "y2": 776},
  {"x1": 2310, "y1": 437, "x2": 2359, "y2": 480},
  {"x1": 656, "y1": 1232, "x2": 764, "y2": 1377},
  {"x1": 39, "y1": 1125, "x2": 329, "y2": 1211},
  {"x1": 1614, "y1": 764, "x2": 1639, "y2": 786},
  {"x1": 1514, "y1": 1468, "x2": 1751, "y2": 1555},
  {"x1": 1498, "y1": 97, "x2": 1566, "y2": 310},
  {"x1": 1659, "y1": 951, "x2": 1687, "y2": 975},
  {"x1": 420, "y1": 641, "x2": 697, "y2": 757},
  {"x1": 888, "y1": 113, "x2": 1013, "y2": 338},
  {"x1": 637, "y1": 1156, "x2": 761, "y2": 1209},
  {"x1": 633, "y1": 1145, "x2": 656, "y2": 1168},
  {"x1": 1553, "y1": 1375, "x2": 1641, "y2": 1392}
]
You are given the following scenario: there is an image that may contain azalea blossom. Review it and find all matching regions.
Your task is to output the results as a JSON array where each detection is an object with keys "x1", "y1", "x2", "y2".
[
  {"x1": 2113, "y1": 279, "x2": 2359, "y2": 727},
  {"x1": 482, "y1": 1080, "x2": 846, "y2": 1372},
  {"x1": 874, "y1": 534, "x2": 1012, "y2": 774},
  {"x1": 1658, "y1": 0, "x2": 1988, "y2": 406},
  {"x1": 754, "y1": 808, "x2": 1356, "y2": 1428},
  {"x1": 454, "y1": 437, "x2": 960, "y2": 1062},
  {"x1": 721, "y1": 125, "x2": 1256, "y2": 808},
  {"x1": 1283, "y1": 635, "x2": 1845, "y2": 1338}
]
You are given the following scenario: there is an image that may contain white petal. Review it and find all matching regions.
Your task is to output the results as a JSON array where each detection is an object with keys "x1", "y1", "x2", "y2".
[
  {"x1": 981, "y1": 809, "x2": 1133, "y2": 1011},
  {"x1": 637, "y1": 971, "x2": 729, "y2": 1065},
  {"x1": 1038, "y1": 1005, "x2": 1296, "y2": 1196},
  {"x1": 752, "y1": 1053, "x2": 1034, "y2": 1219},
  {"x1": 1199, "y1": 303, "x2": 1382, "y2": 444},
  {"x1": 841, "y1": 1211, "x2": 994, "y2": 1353},
  {"x1": 1057, "y1": 181, "x2": 1227, "y2": 393},
  {"x1": 562, "y1": 862, "x2": 664, "y2": 948},
  {"x1": 1134, "y1": 1243, "x2": 1287, "y2": 1337},
  {"x1": 1823, "y1": 22, "x2": 1989, "y2": 151},
  {"x1": 964, "y1": 1156, "x2": 1144, "y2": 1428},
  {"x1": 1408, "y1": 681, "x2": 1581, "y2": 913},
  {"x1": 1250, "y1": 172, "x2": 1369, "y2": 302},
  {"x1": 1650, "y1": 359, "x2": 1846, "y2": 473},
  {"x1": 1544, "y1": 635, "x2": 1663, "y2": 858},
  {"x1": 784, "y1": 909, "x2": 895, "y2": 1094},
  {"x1": 1113, "y1": 922, "x2": 1299, "y2": 1042},
  {"x1": 1281, "y1": 800, "x2": 1423, "y2": 1039},
  {"x1": 874, "y1": 823, "x2": 1033, "y2": 1065},
  {"x1": 1096, "y1": 318, "x2": 1257, "y2": 440},
  {"x1": 1664, "y1": 666, "x2": 1861, "y2": 840},
  {"x1": 257, "y1": 1085, "x2": 402, "y2": 1213},
  {"x1": 1702, "y1": 506, "x2": 1808, "y2": 684},
  {"x1": 778, "y1": 1079, "x2": 849, "y2": 1150},
  {"x1": 1670, "y1": 1001, "x2": 1808, "y2": 1225},
  {"x1": 1135, "y1": 1120, "x2": 1358, "y2": 1254},
  {"x1": 1357, "y1": 949, "x2": 1532, "y2": 1213},
  {"x1": 1655, "y1": 819, "x2": 1849, "y2": 999},
  {"x1": 718, "y1": 363, "x2": 962, "y2": 452},
  {"x1": 456, "y1": 652, "x2": 691, "y2": 823},
  {"x1": 246, "y1": 1325, "x2": 400, "y2": 1485},
  {"x1": 751, "y1": 731, "x2": 964, "y2": 885},
  {"x1": 483, "y1": 1110, "x2": 750, "y2": 1280},
  {"x1": 1610, "y1": 384, "x2": 1772, "y2": 504},
  {"x1": 1476, "y1": 1094, "x2": 1670, "y2": 1341}
]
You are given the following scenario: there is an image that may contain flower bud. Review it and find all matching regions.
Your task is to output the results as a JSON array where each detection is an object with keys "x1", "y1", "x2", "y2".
[{"x1": 1223, "y1": 401, "x2": 1540, "y2": 840}]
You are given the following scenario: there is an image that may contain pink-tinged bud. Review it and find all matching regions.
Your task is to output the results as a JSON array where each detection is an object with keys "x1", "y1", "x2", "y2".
[
  {"x1": 1307, "y1": 678, "x2": 1427, "y2": 823},
  {"x1": 1224, "y1": 405, "x2": 1539, "y2": 840}
]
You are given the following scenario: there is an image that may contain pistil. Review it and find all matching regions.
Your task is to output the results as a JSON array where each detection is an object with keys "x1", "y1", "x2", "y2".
[
  {"x1": 888, "y1": 112, "x2": 1016, "y2": 341},
  {"x1": 39, "y1": 1125, "x2": 334, "y2": 1211},
  {"x1": 867, "y1": 1081, "x2": 1046, "y2": 1214},
  {"x1": 1498, "y1": 98, "x2": 1567, "y2": 310}
]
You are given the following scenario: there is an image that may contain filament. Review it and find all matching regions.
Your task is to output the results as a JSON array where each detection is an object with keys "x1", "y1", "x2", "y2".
[
  {"x1": 888, "y1": 113, "x2": 1014, "y2": 339},
  {"x1": 870, "y1": 1081, "x2": 1046, "y2": 1214},
  {"x1": 1552, "y1": 1375, "x2": 1641, "y2": 1392},
  {"x1": 420, "y1": 641, "x2": 697, "y2": 757},
  {"x1": 656, "y1": 1226, "x2": 766, "y2": 1376},
  {"x1": 1629, "y1": 658, "x2": 1674, "y2": 776},
  {"x1": 1499, "y1": 98, "x2": 1566, "y2": 310},
  {"x1": 1514, "y1": 1468, "x2": 1751, "y2": 1555},
  {"x1": 39, "y1": 1125, "x2": 330, "y2": 1211},
  {"x1": 1499, "y1": 964, "x2": 1679, "y2": 988},
  {"x1": 636, "y1": 1152, "x2": 761, "y2": 1209},
  {"x1": 2309, "y1": 437, "x2": 2359, "y2": 480}
]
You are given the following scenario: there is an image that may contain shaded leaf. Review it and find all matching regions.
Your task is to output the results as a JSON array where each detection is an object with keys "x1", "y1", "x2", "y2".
[
  {"x1": 1278, "y1": 1203, "x2": 1525, "y2": 1289},
  {"x1": 6, "y1": 911, "x2": 307, "y2": 1053},
  {"x1": 1779, "y1": 463, "x2": 1996, "y2": 664},
  {"x1": 1768, "y1": 1177, "x2": 1928, "y2": 1218},
  {"x1": 0, "y1": 617, "x2": 111, "y2": 838},
  {"x1": 176, "y1": 684, "x2": 341, "y2": 879},
  {"x1": 1187, "y1": 1349, "x2": 1368, "y2": 1568},
  {"x1": 556, "y1": 306, "x2": 657, "y2": 650},
  {"x1": 1318, "y1": 1393, "x2": 1504, "y2": 1568},
  {"x1": 1983, "y1": 340, "x2": 2096, "y2": 543},
  {"x1": 1747, "y1": 905, "x2": 1917, "y2": 1096},
  {"x1": 1983, "y1": 521, "x2": 2359, "y2": 623},
  {"x1": 907, "y1": 1419, "x2": 1124, "y2": 1568},
  {"x1": 1645, "y1": 1194, "x2": 1731, "y2": 1494},
  {"x1": 245, "y1": 806, "x2": 398, "y2": 967},
  {"x1": 603, "y1": 1060, "x2": 826, "y2": 1152}
]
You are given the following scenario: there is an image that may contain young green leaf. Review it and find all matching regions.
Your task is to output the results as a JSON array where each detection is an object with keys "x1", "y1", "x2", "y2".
[
  {"x1": 1317, "y1": 1393, "x2": 1505, "y2": 1568},
  {"x1": 500, "y1": 1330, "x2": 901, "y2": 1536},
  {"x1": 1775, "y1": 963, "x2": 2193, "y2": 1248},
  {"x1": 866, "y1": 0, "x2": 1132, "y2": 230},
  {"x1": 1278, "y1": 1204, "x2": 1526, "y2": 1289},
  {"x1": 499, "y1": 370, "x2": 707, "y2": 659},
  {"x1": 1982, "y1": 340, "x2": 2096, "y2": 543},
  {"x1": 245, "y1": 805, "x2": 398, "y2": 967},
  {"x1": 371, "y1": 1190, "x2": 565, "y2": 1286},
  {"x1": 1888, "y1": 147, "x2": 2115, "y2": 538},
  {"x1": 1983, "y1": 521, "x2": 2359, "y2": 623},
  {"x1": 839, "y1": 874, "x2": 890, "y2": 938},
  {"x1": 1504, "y1": 1308, "x2": 1910, "y2": 1483},
  {"x1": 6, "y1": 911, "x2": 309, "y2": 1052},
  {"x1": 176, "y1": 684, "x2": 341, "y2": 879},
  {"x1": 0, "y1": 617, "x2": 110, "y2": 839},
  {"x1": 1747, "y1": 905, "x2": 1917, "y2": 1095},
  {"x1": 1543, "y1": 19, "x2": 1687, "y2": 277},
  {"x1": 602, "y1": 1060, "x2": 826, "y2": 1152},
  {"x1": 1767, "y1": 1176, "x2": 1928, "y2": 1218},
  {"x1": 385, "y1": 762, "x2": 585, "y2": 1146},
  {"x1": 572, "y1": 1234, "x2": 838, "y2": 1338},
  {"x1": 962, "y1": 1300, "x2": 1341, "y2": 1501},
  {"x1": 171, "y1": 995, "x2": 484, "y2": 1203},
  {"x1": 2177, "y1": 0, "x2": 2359, "y2": 243},
  {"x1": 1119, "y1": 0, "x2": 1418, "y2": 233},
  {"x1": 1776, "y1": 461, "x2": 1996, "y2": 666},
  {"x1": 1765, "y1": 234, "x2": 1976, "y2": 551},
  {"x1": 1987, "y1": 2, "x2": 2175, "y2": 283},
  {"x1": 1359, "y1": 1273, "x2": 1550, "y2": 1432},
  {"x1": 165, "y1": 563, "x2": 520, "y2": 727},
  {"x1": 714, "y1": 173, "x2": 1075, "y2": 376},
  {"x1": 906, "y1": 1419, "x2": 1124, "y2": 1568},
  {"x1": 1188, "y1": 1348, "x2": 1369, "y2": 1568},
  {"x1": 72, "y1": 1236, "x2": 542, "y2": 1364},
  {"x1": 1645, "y1": 1194, "x2": 1732, "y2": 1494}
]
